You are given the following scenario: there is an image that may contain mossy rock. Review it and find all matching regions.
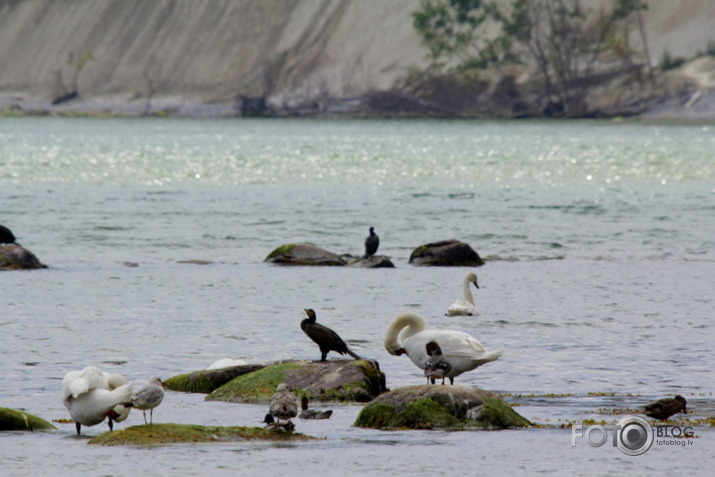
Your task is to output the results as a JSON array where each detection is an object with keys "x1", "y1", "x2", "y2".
[
  {"x1": 163, "y1": 364, "x2": 265, "y2": 393},
  {"x1": 0, "y1": 245, "x2": 47, "y2": 270},
  {"x1": 88, "y1": 423, "x2": 313, "y2": 446},
  {"x1": 206, "y1": 359, "x2": 387, "y2": 404},
  {"x1": 264, "y1": 243, "x2": 346, "y2": 266},
  {"x1": 409, "y1": 240, "x2": 484, "y2": 266},
  {"x1": 0, "y1": 407, "x2": 56, "y2": 431},
  {"x1": 354, "y1": 385, "x2": 530, "y2": 430}
]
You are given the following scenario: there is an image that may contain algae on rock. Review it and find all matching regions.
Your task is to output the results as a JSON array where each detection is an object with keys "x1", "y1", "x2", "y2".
[
  {"x1": 354, "y1": 385, "x2": 530, "y2": 430},
  {"x1": 88, "y1": 423, "x2": 314, "y2": 446},
  {"x1": 163, "y1": 364, "x2": 265, "y2": 393},
  {"x1": 206, "y1": 359, "x2": 387, "y2": 404},
  {"x1": 0, "y1": 407, "x2": 56, "y2": 431}
]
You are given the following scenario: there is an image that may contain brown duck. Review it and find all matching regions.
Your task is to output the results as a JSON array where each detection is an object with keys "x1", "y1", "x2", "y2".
[
  {"x1": 644, "y1": 395, "x2": 687, "y2": 420},
  {"x1": 424, "y1": 341, "x2": 452, "y2": 385},
  {"x1": 301, "y1": 309, "x2": 362, "y2": 362}
]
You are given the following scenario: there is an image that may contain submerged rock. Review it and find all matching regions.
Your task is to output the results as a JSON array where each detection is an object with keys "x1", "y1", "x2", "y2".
[
  {"x1": 265, "y1": 243, "x2": 346, "y2": 266},
  {"x1": 354, "y1": 385, "x2": 530, "y2": 430},
  {"x1": 0, "y1": 407, "x2": 56, "y2": 431},
  {"x1": 88, "y1": 423, "x2": 313, "y2": 446},
  {"x1": 344, "y1": 254, "x2": 395, "y2": 268},
  {"x1": 0, "y1": 245, "x2": 47, "y2": 270},
  {"x1": 163, "y1": 364, "x2": 265, "y2": 393},
  {"x1": 206, "y1": 359, "x2": 386, "y2": 404},
  {"x1": 409, "y1": 240, "x2": 484, "y2": 267}
]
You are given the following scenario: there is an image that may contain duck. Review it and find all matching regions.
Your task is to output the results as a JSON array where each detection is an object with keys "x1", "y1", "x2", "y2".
[
  {"x1": 299, "y1": 396, "x2": 333, "y2": 419},
  {"x1": 363, "y1": 227, "x2": 379, "y2": 258},
  {"x1": 0, "y1": 224, "x2": 17, "y2": 245},
  {"x1": 424, "y1": 341, "x2": 452, "y2": 385},
  {"x1": 61, "y1": 366, "x2": 133, "y2": 435},
  {"x1": 447, "y1": 272, "x2": 479, "y2": 316},
  {"x1": 644, "y1": 395, "x2": 687, "y2": 420},
  {"x1": 269, "y1": 383, "x2": 298, "y2": 425},
  {"x1": 263, "y1": 413, "x2": 295, "y2": 431},
  {"x1": 301, "y1": 309, "x2": 362, "y2": 361},
  {"x1": 384, "y1": 312, "x2": 501, "y2": 385},
  {"x1": 130, "y1": 377, "x2": 165, "y2": 424}
]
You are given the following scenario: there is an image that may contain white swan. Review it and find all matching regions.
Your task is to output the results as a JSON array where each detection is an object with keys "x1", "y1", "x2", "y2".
[
  {"x1": 447, "y1": 272, "x2": 479, "y2": 316},
  {"x1": 131, "y1": 377, "x2": 165, "y2": 424},
  {"x1": 62, "y1": 366, "x2": 133, "y2": 435},
  {"x1": 384, "y1": 312, "x2": 501, "y2": 384}
]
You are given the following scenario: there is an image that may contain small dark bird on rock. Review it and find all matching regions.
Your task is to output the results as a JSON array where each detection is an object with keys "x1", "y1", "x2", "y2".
[
  {"x1": 0, "y1": 224, "x2": 17, "y2": 245},
  {"x1": 424, "y1": 341, "x2": 452, "y2": 385},
  {"x1": 299, "y1": 396, "x2": 333, "y2": 419},
  {"x1": 263, "y1": 413, "x2": 295, "y2": 431},
  {"x1": 269, "y1": 383, "x2": 298, "y2": 424},
  {"x1": 301, "y1": 308, "x2": 362, "y2": 362},
  {"x1": 644, "y1": 395, "x2": 687, "y2": 420},
  {"x1": 363, "y1": 227, "x2": 379, "y2": 258}
]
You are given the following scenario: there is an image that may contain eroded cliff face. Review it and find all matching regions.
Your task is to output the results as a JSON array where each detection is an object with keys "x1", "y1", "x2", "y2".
[
  {"x1": 0, "y1": 0, "x2": 426, "y2": 114},
  {"x1": 0, "y1": 0, "x2": 714, "y2": 117}
]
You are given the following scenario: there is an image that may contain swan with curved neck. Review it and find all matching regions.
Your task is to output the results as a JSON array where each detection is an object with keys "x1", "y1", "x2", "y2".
[
  {"x1": 384, "y1": 312, "x2": 501, "y2": 384},
  {"x1": 447, "y1": 272, "x2": 479, "y2": 316}
]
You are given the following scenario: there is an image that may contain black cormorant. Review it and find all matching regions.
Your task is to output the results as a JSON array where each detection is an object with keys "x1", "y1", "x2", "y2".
[
  {"x1": 301, "y1": 308, "x2": 362, "y2": 361},
  {"x1": 0, "y1": 224, "x2": 17, "y2": 244},
  {"x1": 363, "y1": 227, "x2": 379, "y2": 258}
]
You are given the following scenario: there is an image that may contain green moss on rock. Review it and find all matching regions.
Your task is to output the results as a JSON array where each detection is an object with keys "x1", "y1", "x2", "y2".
[
  {"x1": 265, "y1": 244, "x2": 296, "y2": 261},
  {"x1": 163, "y1": 364, "x2": 265, "y2": 394},
  {"x1": 0, "y1": 407, "x2": 56, "y2": 431},
  {"x1": 354, "y1": 385, "x2": 530, "y2": 430},
  {"x1": 206, "y1": 359, "x2": 387, "y2": 404},
  {"x1": 206, "y1": 362, "x2": 304, "y2": 403},
  {"x1": 88, "y1": 423, "x2": 313, "y2": 446}
]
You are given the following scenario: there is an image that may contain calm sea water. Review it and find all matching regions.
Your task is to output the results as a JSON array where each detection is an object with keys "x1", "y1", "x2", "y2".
[{"x1": 1, "y1": 117, "x2": 713, "y2": 476}]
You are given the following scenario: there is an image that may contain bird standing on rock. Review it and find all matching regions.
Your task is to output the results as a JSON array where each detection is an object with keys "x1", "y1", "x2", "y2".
[
  {"x1": 301, "y1": 308, "x2": 362, "y2": 362},
  {"x1": 424, "y1": 341, "x2": 452, "y2": 385},
  {"x1": 644, "y1": 395, "x2": 687, "y2": 420},
  {"x1": 268, "y1": 383, "x2": 298, "y2": 427},
  {"x1": 131, "y1": 376, "x2": 164, "y2": 424},
  {"x1": 364, "y1": 227, "x2": 379, "y2": 258},
  {"x1": 0, "y1": 224, "x2": 17, "y2": 245}
]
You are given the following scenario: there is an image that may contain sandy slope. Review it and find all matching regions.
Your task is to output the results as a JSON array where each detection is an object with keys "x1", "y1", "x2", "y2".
[{"x1": 0, "y1": 0, "x2": 713, "y2": 118}]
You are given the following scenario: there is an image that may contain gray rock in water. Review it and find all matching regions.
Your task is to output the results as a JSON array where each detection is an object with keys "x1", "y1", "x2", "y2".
[
  {"x1": 265, "y1": 244, "x2": 346, "y2": 266},
  {"x1": 0, "y1": 244, "x2": 47, "y2": 270},
  {"x1": 354, "y1": 385, "x2": 530, "y2": 430},
  {"x1": 409, "y1": 240, "x2": 484, "y2": 267},
  {"x1": 345, "y1": 254, "x2": 395, "y2": 268}
]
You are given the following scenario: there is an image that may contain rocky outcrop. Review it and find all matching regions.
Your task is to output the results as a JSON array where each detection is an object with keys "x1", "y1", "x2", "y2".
[
  {"x1": 409, "y1": 240, "x2": 484, "y2": 266},
  {"x1": 265, "y1": 244, "x2": 346, "y2": 266},
  {"x1": 88, "y1": 423, "x2": 314, "y2": 446},
  {"x1": 0, "y1": 245, "x2": 47, "y2": 270},
  {"x1": 206, "y1": 359, "x2": 386, "y2": 404},
  {"x1": 354, "y1": 385, "x2": 531, "y2": 430},
  {"x1": 344, "y1": 255, "x2": 395, "y2": 268},
  {"x1": 163, "y1": 364, "x2": 265, "y2": 394},
  {"x1": 0, "y1": 407, "x2": 56, "y2": 431}
]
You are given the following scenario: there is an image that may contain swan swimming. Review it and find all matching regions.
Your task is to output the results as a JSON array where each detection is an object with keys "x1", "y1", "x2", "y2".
[
  {"x1": 447, "y1": 272, "x2": 479, "y2": 316},
  {"x1": 131, "y1": 377, "x2": 165, "y2": 424},
  {"x1": 384, "y1": 312, "x2": 501, "y2": 384},
  {"x1": 62, "y1": 366, "x2": 133, "y2": 435}
]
